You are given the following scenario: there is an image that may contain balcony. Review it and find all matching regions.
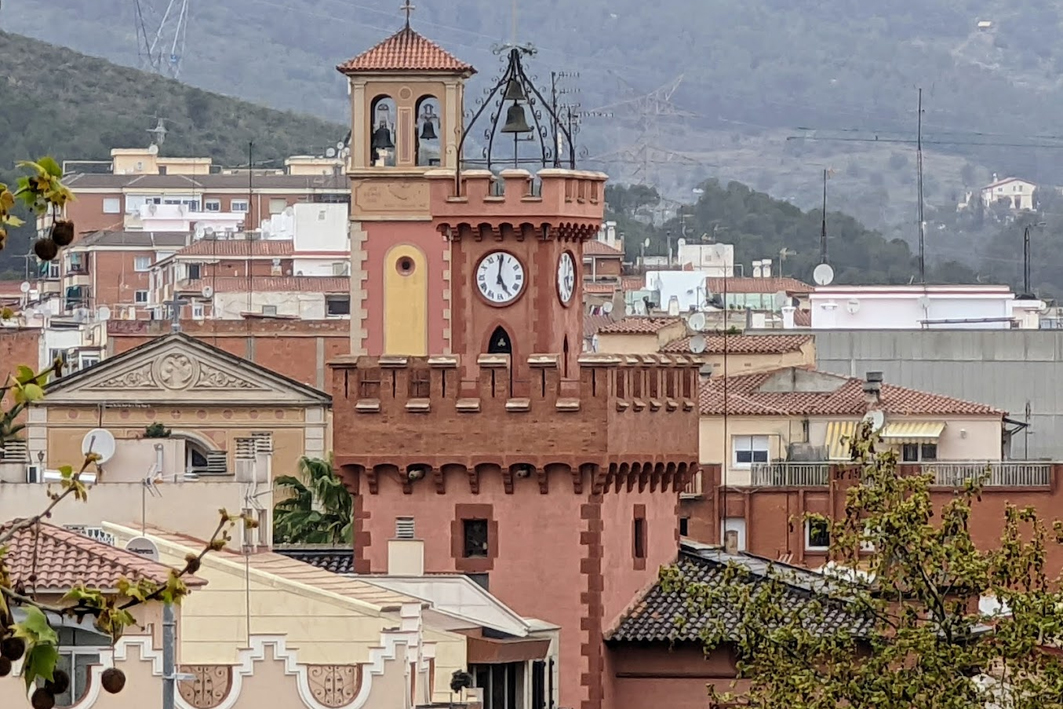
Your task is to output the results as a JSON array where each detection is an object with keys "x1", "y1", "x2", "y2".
[{"x1": 744, "y1": 461, "x2": 1053, "y2": 488}]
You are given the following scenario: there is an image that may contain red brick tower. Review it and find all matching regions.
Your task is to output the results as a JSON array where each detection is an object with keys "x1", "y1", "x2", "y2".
[{"x1": 331, "y1": 32, "x2": 700, "y2": 709}]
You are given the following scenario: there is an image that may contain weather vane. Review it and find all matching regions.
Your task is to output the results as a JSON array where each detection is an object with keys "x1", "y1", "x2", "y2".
[{"x1": 401, "y1": 0, "x2": 415, "y2": 28}]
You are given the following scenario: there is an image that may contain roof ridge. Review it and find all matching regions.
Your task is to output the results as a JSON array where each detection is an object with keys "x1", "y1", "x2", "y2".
[{"x1": 337, "y1": 25, "x2": 475, "y2": 75}]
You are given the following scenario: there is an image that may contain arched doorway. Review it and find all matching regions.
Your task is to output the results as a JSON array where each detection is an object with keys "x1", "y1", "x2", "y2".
[{"x1": 487, "y1": 326, "x2": 513, "y2": 355}]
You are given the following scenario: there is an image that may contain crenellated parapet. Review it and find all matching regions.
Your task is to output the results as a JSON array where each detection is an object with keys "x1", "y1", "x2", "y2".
[
  {"x1": 329, "y1": 352, "x2": 700, "y2": 489},
  {"x1": 425, "y1": 168, "x2": 607, "y2": 240}
]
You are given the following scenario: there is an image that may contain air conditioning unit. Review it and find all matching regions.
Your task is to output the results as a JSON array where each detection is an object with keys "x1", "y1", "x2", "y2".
[{"x1": 26, "y1": 464, "x2": 43, "y2": 483}]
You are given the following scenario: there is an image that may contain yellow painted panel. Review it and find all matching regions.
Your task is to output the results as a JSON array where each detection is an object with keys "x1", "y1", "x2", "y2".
[
  {"x1": 384, "y1": 243, "x2": 428, "y2": 355},
  {"x1": 825, "y1": 420, "x2": 858, "y2": 460},
  {"x1": 880, "y1": 420, "x2": 946, "y2": 442}
]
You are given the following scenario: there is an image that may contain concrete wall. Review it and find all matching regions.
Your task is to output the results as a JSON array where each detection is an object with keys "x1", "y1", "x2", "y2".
[{"x1": 813, "y1": 329, "x2": 1063, "y2": 460}]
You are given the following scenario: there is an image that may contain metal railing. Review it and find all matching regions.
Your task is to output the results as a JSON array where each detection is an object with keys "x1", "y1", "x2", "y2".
[
  {"x1": 751, "y1": 462, "x2": 831, "y2": 487},
  {"x1": 745, "y1": 461, "x2": 1053, "y2": 488}
]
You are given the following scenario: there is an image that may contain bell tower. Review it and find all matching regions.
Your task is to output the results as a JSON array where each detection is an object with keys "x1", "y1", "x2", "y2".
[{"x1": 338, "y1": 10, "x2": 475, "y2": 357}]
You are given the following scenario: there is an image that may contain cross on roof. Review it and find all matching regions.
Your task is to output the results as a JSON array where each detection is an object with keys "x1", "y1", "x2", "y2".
[{"x1": 401, "y1": 0, "x2": 415, "y2": 28}]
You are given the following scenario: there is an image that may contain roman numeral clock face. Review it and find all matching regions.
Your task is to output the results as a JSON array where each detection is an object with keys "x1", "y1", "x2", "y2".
[{"x1": 475, "y1": 251, "x2": 524, "y2": 305}]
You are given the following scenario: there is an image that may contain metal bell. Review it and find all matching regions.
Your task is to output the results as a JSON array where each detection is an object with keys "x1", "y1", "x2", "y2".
[
  {"x1": 371, "y1": 124, "x2": 394, "y2": 151},
  {"x1": 419, "y1": 120, "x2": 438, "y2": 141},
  {"x1": 503, "y1": 78, "x2": 528, "y2": 102},
  {"x1": 500, "y1": 104, "x2": 532, "y2": 134}
]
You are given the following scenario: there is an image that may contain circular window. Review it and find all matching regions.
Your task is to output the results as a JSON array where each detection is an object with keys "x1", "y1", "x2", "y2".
[{"x1": 397, "y1": 257, "x2": 415, "y2": 276}]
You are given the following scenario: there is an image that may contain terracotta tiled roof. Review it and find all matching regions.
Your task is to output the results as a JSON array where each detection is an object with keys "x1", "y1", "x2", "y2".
[
  {"x1": 794, "y1": 309, "x2": 812, "y2": 326},
  {"x1": 583, "y1": 240, "x2": 623, "y2": 257},
  {"x1": 698, "y1": 367, "x2": 1005, "y2": 417},
  {"x1": 177, "y1": 239, "x2": 294, "y2": 258},
  {"x1": 1, "y1": 521, "x2": 204, "y2": 591},
  {"x1": 584, "y1": 313, "x2": 618, "y2": 338},
  {"x1": 584, "y1": 282, "x2": 619, "y2": 295},
  {"x1": 182, "y1": 277, "x2": 349, "y2": 294},
  {"x1": 607, "y1": 543, "x2": 873, "y2": 643},
  {"x1": 706, "y1": 276, "x2": 814, "y2": 295},
  {"x1": 598, "y1": 316, "x2": 683, "y2": 335},
  {"x1": 621, "y1": 276, "x2": 646, "y2": 291},
  {"x1": 662, "y1": 334, "x2": 812, "y2": 355},
  {"x1": 276, "y1": 547, "x2": 354, "y2": 575},
  {"x1": 337, "y1": 27, "x2": 475, "y2": 74}
]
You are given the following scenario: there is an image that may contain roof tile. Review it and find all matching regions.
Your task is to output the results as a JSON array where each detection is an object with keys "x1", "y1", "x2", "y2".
[
  {"x1": 598, "y1": 317, "x2": 683, "y2": 335},
  {"x1": 698, "y1": 367, "x2": 1004, "y2": 416},
  {"x1": 1, "y1": 521, "x2": 203, "y2": 591},
  {"x1": 584, "y1": 240, "x2": 623, "y2": 257},
  {"x1": 338, "y1": 27, "x2": 475, "y2": 74},
  {"x1": 662, "y1": 334, "x2": 812, "y2": 355},
  {"x1": 706, "y1": 276, "x2": 814, "y2": 294},
  {"x1": 182, "y1": 277, "x2": 349, "y2": 294},
  {"x1": 177, "y1": 239, "x2": 294, "y2": 258}
]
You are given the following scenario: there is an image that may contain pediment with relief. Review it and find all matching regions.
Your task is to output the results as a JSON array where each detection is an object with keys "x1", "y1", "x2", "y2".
[{"x1": 45, "y1": 334, "x2": 330, "y2": 406}]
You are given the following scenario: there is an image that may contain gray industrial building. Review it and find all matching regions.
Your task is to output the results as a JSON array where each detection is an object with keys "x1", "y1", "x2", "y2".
[{"x1": 812, "y1": 330, "x2": 1063, "y2": 461}]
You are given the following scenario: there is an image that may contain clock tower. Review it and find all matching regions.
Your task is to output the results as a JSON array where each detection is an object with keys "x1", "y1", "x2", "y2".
[{"x1": 331, "y1": 33, "x2": 700, "y2": 709}]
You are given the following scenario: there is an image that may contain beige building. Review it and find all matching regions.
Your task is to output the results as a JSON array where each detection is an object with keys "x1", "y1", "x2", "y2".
[
  {"x1": 662, "y1": 333, "x2": 815, "y2": 374},
  {"x1": 595, "y1": 316, "x2": 687, "y2": 354},
  {"x1": 0, "y1": 333, "x2": 330, "y2": 542}
]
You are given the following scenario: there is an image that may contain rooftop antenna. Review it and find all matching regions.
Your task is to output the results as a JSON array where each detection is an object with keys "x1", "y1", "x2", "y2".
[{"x1": 148, "y1": 118, "x2": 168, "y2": 147}]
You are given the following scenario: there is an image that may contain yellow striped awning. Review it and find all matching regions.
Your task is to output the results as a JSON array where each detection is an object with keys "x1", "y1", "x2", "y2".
[
  {"x1": 880, "y1": 421, "x2": 946, "y2": 443},
  {"x1": 825, "y1": 420, "x2": 859, "y2": 461}
]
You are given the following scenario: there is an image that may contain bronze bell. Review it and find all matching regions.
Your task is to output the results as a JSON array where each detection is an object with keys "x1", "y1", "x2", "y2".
[
  {"x1": 503, "y1": 78, "x2": 528, "y2": 102},
  {"x1": 500, "y1": 104, "x2": 532, "y2": 134},
  {"x1": 419, "y1": 120, "x2": 438, "y2": 141},
  {"x1": 371, "y1": 124, "x2": 394, "y2": 151}
]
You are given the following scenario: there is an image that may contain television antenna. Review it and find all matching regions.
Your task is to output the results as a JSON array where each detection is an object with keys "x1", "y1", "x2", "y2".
[{"x1": 133, "y1": 0, "x2": 192, "y2": 79}]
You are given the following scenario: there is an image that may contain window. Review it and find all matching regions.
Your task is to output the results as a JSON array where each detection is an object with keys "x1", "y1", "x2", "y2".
[
  {"x1": 134, "y1": 255, "x2": 152, "y2": 272},
  {"x1": 186, "y1": 263, "x2": 201, "y2": 280},
  {"x1": 269, "y1": 198, "x2": 287, "y2": 215},
  {"x1": 326, "y1": 295, "x2": 351, "y2": 316},
  {"x1": 471, "y1": 663, "x2": 520, "y2": 709},
  {"x1": 462, "y1": 519, "x2": 489, "y2": 558},
  {"x1": 45, "y1": 627, "x2": 107, "y2": 706},
  {"x1": 633, "y1": 517, "x2": 646, "y2": 559},
  {"x1": 102, "y1": 197, "x2": 121, "y2": 214},
  {"x1": 230, "y1": 199, "x2": 249, "y2": 213},
  {"x1": 466, "y1": 573, "x2": 489, "y2": 592},
  {"x1": 134, "y1": 290, "x2": 149, "y2": 304},
  {"x1": 77, "y1": 354, "x2": 100, "y2": 371},
  {"x1": 901, "y1": 443, "x2": 938, "y2": 462},
  {"x1": 679, "y1": 517, "x2": 689, "y2": 537},
  {"x1": 806, "y1": 518, "x2": 831, "y2": 551},
  {"x1": 191, "y1": 303, "x2": 205, "y2": 320},
  {"x1": 204, "y1": 199, "x2": 222, "y2": 212},
  {"x1": 732, "y1": 435, "x2": 770, "y2": 467}
]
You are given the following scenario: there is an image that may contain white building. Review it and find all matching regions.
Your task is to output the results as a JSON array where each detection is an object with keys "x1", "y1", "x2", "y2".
[
  {"x1": 808, "y1": 285, "x2": 1044, "y2": 330},
  {"x1": 259, "y1": 203, "x2": 350, "y2": 276},
  {"x1": 981, "y1": 177, "x2": 1037, "y2": 212},
  {"x1": 676, "y1": 242, "x2": 734, "y2": 277}
]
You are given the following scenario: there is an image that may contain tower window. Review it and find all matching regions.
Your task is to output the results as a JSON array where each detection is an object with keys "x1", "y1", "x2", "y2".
[
  {"x1": 370, "y1": 95, "x2": 397, "y2": 167},
  {"x1": 463, "y1": 519, "x2": 489, "y2": 558},
  {"x1": 633, "y1": 517, "x2": 646, "y2": 559},
  {"x1": 415, "y1": 95, "x2": 441, "y2": 167},
  {"x1": 397, "y1": 256, "x2": 415, "y2": 276}
]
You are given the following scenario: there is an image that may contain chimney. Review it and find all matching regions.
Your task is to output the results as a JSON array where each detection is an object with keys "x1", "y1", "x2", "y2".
[
  {"x1": 387, "y1": 517, "x2": 424, "y2": 575},
  {"x1": 781, "y1": 305, "x2": 796, "y2": 329},
  {"x1": 761, "y1": 259, "x2": 771, "y2": 278},
  {"x1": 752, "y1": 261, "x2": 762, "y2": 278},
  {"x1": 724, "y1": 530, "x2": 739, "y2": 555},
  {"x1": 863, "y1": 371, "x2": 883, "y2": 404}
]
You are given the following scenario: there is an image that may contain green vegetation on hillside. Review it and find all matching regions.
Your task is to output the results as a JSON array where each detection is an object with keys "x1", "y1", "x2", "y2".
[{"x1": 0, "y1": 30, "x2": 344, "y2": 275}]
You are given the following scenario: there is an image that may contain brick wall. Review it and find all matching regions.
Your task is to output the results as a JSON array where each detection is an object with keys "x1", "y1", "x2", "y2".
[
  {"x1": 108, "y1": 319, "x2": 348, "y2": 395},
  {"x1": 0, "y1": 328, "x2": 42, "y2": 414}
]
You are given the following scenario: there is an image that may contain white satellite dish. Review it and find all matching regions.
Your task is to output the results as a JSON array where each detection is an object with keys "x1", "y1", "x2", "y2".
[
  {"x1": 846, "y1": 298, "x2": 861, "y2": 314},
  {"x1": 862, "y1": 410, "x2": 886, "y2": 432},
  {"x1": 918, "y1": 295, "x2": 931, "y2": 310},
  {"x1": 667, "y1": 296, "x2": 681, "y2": 316},
  {"x1": 147, "y1": 143, "x2": 160, "y2": 156},
  {"x1": 602, "y1": 301, "x2": 614, "y2": 315},
  {"x1": 201, "y1": 285, "x2": 215, "y2": 299},
  {"x1": 689, "y1": 334, "x2": 707, "y2": 354},
  {"x1": 325, "y1": 147, "x2": 337, "y2": 158},
  {"x1": 773, "y1": 290, "x2": 790, "y2": 309},
  {"x1": 688, "y1": 312, "x2": 707, "y2": 331},
  {"x1": 97, "y1": 306, "x2": 112, "y2": 322},
  {"x1": 813, "y1": 263, "x2": 835, "y2": 286},
  {"x1": 203, "y1": 226, "x2": 215, "y2": 238},
  {"x1": 82, "y1": 429, "x2": 116, "y2": 464},
  {"x1": 19, "y1": 281, "x2": 30, "y2": 294},
  {"x1": 336, "y1": 141, "x2": 346, "y2": 150}
]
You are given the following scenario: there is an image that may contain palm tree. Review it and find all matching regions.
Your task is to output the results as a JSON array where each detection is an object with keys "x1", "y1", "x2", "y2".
[{"x1": 273, "y1": 455, "x2": 352, "y2": 545}]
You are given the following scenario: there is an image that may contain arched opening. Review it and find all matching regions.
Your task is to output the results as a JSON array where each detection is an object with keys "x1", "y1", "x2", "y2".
[
  {"x1": 487, "y1": 326, "x2": 513, "y2": 355},
  {"x1": 415, "y1": 95, "x2": 441, "y2": 167},
  {"x1": 563, "y1": 335, "x2": 570, "y2": 378},
  {"x1": 369, "y1": 95, "x2": 397, "y2": 167}
]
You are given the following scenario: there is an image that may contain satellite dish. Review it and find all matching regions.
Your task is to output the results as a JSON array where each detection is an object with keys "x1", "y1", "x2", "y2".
[
  {"x1": 82, "y1": 429, "x2": 116, "y2": 464},
  {"x1": 203, "y1": 226, "x2": 215, "y2": 237},
  {"x1": 147, "y1": 143, "x2": 160, "y2": 155},
  {"x1": 97, "y1": 306, "x2": 112, "y2": 322},
  {"x1": 201, "y1": 285, "x2": 215, "y2": 299},
  {"x1": 689, "y1": 334, "x2": 707, "y2": 354},
  {"x1": 773, "y1": 290, "x2": 790, "y2": 309},
  {"x1": 336, "y1": 141, "x2": 346, "y2": 150},
  {"x1": 325, "y1": 147, "x2": 337, "y2": 158},
  {"x1": 813, "y1": 263, "x2": 835, "y2": 286},
  {"x1": 667, "y1": 296, "x2": 681, "y2": 316},
  {"x1": 125, "y1": 536, "x2": 160, "y2": 562},
  {"x1": 19, "y1": 281, "x2": 30, "y2": 294},
  {"x1": 862, "y1": 410, "x2": 886, "y2": 433},
  {"x1": 73, "y1": 308, "x2": 89, "y2": 323},
  {"x1": 688, "y1": 312, "x2": 707, "y2": 331},
  {"x1": 602, "y1": 301, "x2": 614, "y2": 315},
  {"x1": 918, "y1": 295, "x2": 931, "y2": 310},
  {"x1": 846, "y1": 298, "x2": 861, "y2": 314}
]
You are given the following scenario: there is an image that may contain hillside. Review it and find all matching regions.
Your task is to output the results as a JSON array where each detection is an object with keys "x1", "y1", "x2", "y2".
[
  {"x1": 7, "y1": 0, "x2": 1063, "y2": 267},
  {"x1": 0, "y1": 30, "x2": 345, "y2": 275}
]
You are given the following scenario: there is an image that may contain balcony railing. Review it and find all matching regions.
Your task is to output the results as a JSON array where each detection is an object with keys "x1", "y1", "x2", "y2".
[{"x1": 747, "y1": 461, "x2": 1053, "y2": 488}]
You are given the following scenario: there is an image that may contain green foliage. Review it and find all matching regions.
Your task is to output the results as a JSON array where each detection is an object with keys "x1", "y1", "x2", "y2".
[
  {"x1": 143, "y1": 422, "x2": 172, "y2": 439},
  {"x1": 663, "y1": 425, "x2": 1063, "y2": 708},
  {"x1": 274, "y1": 455, "x2": 352, "y2": 545}
]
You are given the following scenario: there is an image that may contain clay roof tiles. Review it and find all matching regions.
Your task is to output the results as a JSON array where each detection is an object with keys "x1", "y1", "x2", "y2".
[
  {"x1": 177, "y1": 239, "x2": 295, "y2": 258},
  {"x1": 698, "y1": 367, "x2": 1005, "y2": 417},
  {"x1": 337, "y1": 27, "x2": 475, "y2": 75},
  {"x1": 706, "y1": 276, "x2": 814, "y2": 295},
  {"x1": 182, "y1": 277, "x2": 349, "y2": 294},
  {"x1": 1, "y1": 521, "x2": 204, "y2": 591},
  {"x1": 597, "y1": 317, "x2": 683, "y2": 335},
  {"x1": 607, "y1": 544, "x2": 873, "y2": 643},
  {"x1": 661, "y1": 334, "x2": 812, "y2": 355},
  {"x1": 583, "y1": 241, "x2": 623, "y2": 257}
]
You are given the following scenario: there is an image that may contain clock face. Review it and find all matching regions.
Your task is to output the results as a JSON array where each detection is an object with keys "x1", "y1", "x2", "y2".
[
  {"x1": 475, "y1": 251, "x2": 525, "y2": 305},
  {"x1": 557, "y1": 251, "x2": 576, "y2": 305}
]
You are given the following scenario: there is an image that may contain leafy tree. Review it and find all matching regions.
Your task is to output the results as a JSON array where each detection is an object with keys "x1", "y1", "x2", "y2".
[
  {"x1": 273, "y1": 456, "x2": 352, "y2": 545},
  {"x1": 662, "y1": 424, "x2": 1063, "y2": 708}
]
